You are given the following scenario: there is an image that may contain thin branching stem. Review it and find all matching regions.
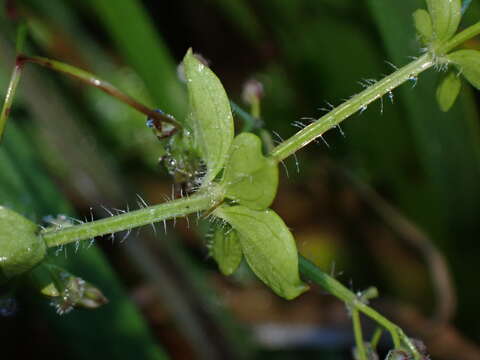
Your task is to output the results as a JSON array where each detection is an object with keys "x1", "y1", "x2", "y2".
[
  {"x1": 298, "y1": 256, "x2": 421, "y2": 359},
  {"x1": 370, "y1": 327, "x2": 383, "y2": 351}
]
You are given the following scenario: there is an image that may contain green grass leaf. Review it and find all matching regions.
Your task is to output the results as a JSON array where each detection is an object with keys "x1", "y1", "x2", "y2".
[
  {"x1": 436, "y1": 70, "x2": 462, "y2": 111},
  {"x1": 183, "y1": 49, "x2": 234, "y2": 185},
  {"x1": 214, "y1": 205, "x2": 309, "y2": 300},
  {"x1": 222, "y1": 133, "x2": 278, "y2": 210}
]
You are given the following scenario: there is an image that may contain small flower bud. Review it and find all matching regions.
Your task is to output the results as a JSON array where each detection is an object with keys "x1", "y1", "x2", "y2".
[
  {"x1": 77, "y1": 281, "x2": 108, "y2": 309},
  {"x1": 30, "y1": 264, "x2": 108, "y2": 314},
  {"x1": 0, "y1": 206, "x2": 46, "y2": 284},
  {"x1": 242, "y1": 78, "x2": 264, "y2": 105}
]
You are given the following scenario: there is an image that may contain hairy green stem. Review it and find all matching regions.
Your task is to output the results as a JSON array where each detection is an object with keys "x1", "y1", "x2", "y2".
[
  {"x1": 269, "y1": 54, "x2": 434, "y2": 161},
  {"x1": 352, "y1": 308, "x2": 367, "y2": 360},
  {"x1": 0, "y1": 63, "x2": 23, "y2": 142},
  {"x1": 16, "y1": 55, "x2": 182, "y2": 130},
  {"x1": 41, "y1": 190, "x2": 220, "y2": 247}
]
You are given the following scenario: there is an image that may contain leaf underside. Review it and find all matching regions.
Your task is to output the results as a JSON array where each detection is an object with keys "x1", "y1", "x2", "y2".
[{"x1": 215, "y1": 205, "x2": 308, "y2": 300}]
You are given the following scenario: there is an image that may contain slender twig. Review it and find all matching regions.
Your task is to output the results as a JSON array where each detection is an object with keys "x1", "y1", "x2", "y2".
[
  {"x1": 16, "y1": 55, "x2": 183, "y2": 129},
  {"x1": 352, "y1": 308, "x2": 367, "y2": 360}
]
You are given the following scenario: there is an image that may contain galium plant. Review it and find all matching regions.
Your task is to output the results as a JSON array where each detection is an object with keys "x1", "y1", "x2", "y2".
[{"x1": 1, "y1": 0, "x2": 480, "y2": 358}]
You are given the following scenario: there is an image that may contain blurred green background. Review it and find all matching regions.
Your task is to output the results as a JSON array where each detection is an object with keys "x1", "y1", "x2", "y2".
[{"x1": 1, "y1": 0, "x2": 480, "y2": 359}]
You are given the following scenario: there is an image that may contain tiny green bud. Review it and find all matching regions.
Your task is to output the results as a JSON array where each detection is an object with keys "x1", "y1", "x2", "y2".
[
  {"x1": 78, "y1": 281, "x2": 109, "y2": 309},
  {"x1": 0, "y1": 206, "x2": 46, "y2": 283},
  {"x1": 30, "y1": 263, "x2": 108, "y2": 314},
  {"x1": 357, "y1": 286, "x2": 379, "y2": 303}
]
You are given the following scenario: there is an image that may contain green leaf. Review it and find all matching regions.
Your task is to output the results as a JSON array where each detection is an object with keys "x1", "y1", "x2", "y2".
[
  {"x1": 0, "y1": 206, "x2": 46, "y2": 283},
  {"x1": 448, "y1": 49, "x2": 480, "y2": 89},
  {"x1": 211, "y1": 226, "x2": 243, "y2": 276},
  {"x1": 222, "y1": 133, "x2": 278, "y2": 210},
  {"x1": 436, "y1": 71, "x2": 462, "y2": 111},
  {"x1": 426, "y1": 0, "x2": 462, "y2": 41},
  {"x1": 183, "y1": 49, "x2": 234, "y2": 185},
  {"x1": 413, "y1": 9, "x2": 434, "y2": 44},
  {"x1": 214, "y1": 205, "x2": 309, "y2": 300}
]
